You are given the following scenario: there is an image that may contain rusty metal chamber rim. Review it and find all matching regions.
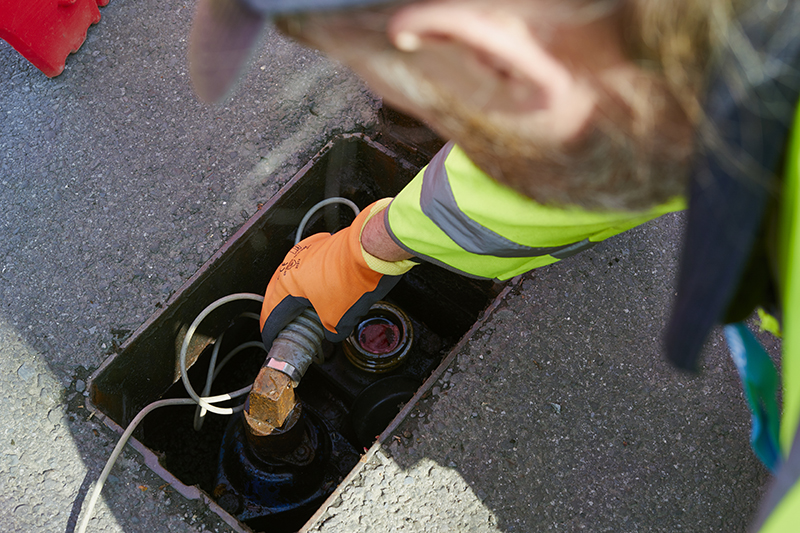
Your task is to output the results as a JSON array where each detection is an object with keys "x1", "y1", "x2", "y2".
[
  {"x1": 82, "y1": 133, "x2": 496, "y2": 533},
  {"x1": 79, "y1": 292, "x2": 270, "y2": 533}
]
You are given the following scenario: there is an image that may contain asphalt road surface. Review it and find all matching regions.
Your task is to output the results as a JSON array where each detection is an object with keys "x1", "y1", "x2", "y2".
[{"x1": 0, "y1": 1, "x2": 776, "y2": 531}]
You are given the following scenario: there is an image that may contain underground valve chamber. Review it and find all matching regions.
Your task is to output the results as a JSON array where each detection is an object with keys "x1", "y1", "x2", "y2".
[{"x1": 213, "y1": 301, "x2": 425, "y2": 531}]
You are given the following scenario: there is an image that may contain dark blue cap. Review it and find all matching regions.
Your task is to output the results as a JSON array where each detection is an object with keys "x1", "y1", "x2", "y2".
[
  {"x1": 188, "y1": 0, "x2": 401, "y2": 103},
  {"x1": 239, "y1": 0, "x2": 397, "y2": 15}
]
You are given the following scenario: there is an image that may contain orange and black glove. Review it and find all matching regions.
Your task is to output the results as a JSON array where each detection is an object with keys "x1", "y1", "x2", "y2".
[{"x1": 259, "y1": 199, "x2": 417, "y2": 350}]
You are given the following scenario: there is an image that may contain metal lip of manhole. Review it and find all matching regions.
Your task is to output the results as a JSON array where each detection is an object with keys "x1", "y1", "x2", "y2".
[{"x1": 84, "y1": 132, "x2": 512, "y2": 533}]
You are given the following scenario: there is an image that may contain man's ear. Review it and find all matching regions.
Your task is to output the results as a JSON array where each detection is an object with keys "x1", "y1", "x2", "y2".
[{"x1": 385, "y1": 1, "x2": 625, "y2": 142}]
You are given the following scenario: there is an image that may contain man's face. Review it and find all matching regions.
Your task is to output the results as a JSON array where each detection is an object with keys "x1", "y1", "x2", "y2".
[{"x1": 277, "y1": 0, "x2": 693, "y2": 211}]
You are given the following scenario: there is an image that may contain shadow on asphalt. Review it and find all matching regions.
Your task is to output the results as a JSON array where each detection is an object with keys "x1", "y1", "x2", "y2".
[
  {"x1": 378, "y1": 223, "x2": 777, "y2": 532},
  {"x1": 0, "y1": 3, "x2": 780, "y2": 532}
]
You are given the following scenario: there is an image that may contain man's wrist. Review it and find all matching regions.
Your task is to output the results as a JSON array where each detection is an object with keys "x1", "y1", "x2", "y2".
[{"x1": 360, "y1": 198, "x2": 415, "y2": 274}]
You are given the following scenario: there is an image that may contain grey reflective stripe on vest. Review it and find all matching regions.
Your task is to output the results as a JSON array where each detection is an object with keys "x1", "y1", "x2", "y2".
[{"x1": 419, "y1": 141, "x2": 597, "y2": 259}]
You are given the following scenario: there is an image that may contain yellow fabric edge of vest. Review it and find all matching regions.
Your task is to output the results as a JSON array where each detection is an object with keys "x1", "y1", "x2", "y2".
[
  {"x1": 778, "y1": 103, "x2": 800, "y2": 454},
  {"x1": 445, "y1": 145, "x2": 687, "y2": 244},
  {"x1": 758, "y1": 100, "x2": 800, "y2": 533},
  {"x1": 760, "y1": 482, "x2": 800, "y2": 532}
]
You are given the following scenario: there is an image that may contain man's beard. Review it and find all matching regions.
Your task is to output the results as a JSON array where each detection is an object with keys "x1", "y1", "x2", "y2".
[
  {"x1": 366, "y1": 51, "x2": 691, "y2": 211},
  {"x1": 447, "y1": 101, "x2": 692, "y2": 211},
  {"x1": 283, "y1": 14, "x2": 692, "y2": 212}
]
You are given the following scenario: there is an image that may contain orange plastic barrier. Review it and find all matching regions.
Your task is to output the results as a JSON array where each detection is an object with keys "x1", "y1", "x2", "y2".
[{"x1": 0, "y1": 0, "x2": 108, "y2": 77}]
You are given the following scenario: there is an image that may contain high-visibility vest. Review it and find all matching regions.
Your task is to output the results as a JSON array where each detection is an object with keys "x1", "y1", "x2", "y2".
[
  {"x1": 385, "y1": 141, "x2": 685, "y2": 280},
  {"x1": 754, "y1": 99, "x2": 800, "y2": 533}
]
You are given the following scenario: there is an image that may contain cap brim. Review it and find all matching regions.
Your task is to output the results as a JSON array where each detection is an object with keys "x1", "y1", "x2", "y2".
[
  {"x1": 239, "y1": 0, "x2": 397, "y2": 16},
  {"x1": 189, "y1": 0, "x2": 405, "y2": 103},
  {"x1": 189, "y1": 0, "x2": 268, "y2": 104}
]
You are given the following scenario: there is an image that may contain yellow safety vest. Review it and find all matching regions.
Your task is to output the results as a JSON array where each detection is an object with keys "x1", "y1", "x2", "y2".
[
  {"x1": 756, "y1": 98, "x2": 800, "y2": 533},
  {"x1": 385, "y1": 141, "x2": 685, "y2": 280}
]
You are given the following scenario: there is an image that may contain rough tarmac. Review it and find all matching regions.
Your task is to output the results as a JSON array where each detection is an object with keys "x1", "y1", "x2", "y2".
[{"x1": 0, "y1": 1, "x2": 777, "y2": 532}]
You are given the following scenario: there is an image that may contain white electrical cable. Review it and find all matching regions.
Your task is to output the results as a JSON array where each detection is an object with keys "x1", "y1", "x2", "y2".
[
  {"x1": 78, "y1": 293, "x2": 265, "y2": 533},
  {"x1": 193, "y1": 311, "x2": 263, "y2": 431},
  {"x1": 193, "y1": 330, "x2": 228, "y2": 431},
  {"x1": 192, "y1": 340, "x2": 266, "y2": 430},
  {"x1": 294, "y1": 197, "x2": 360, "y2": 245},
  {"x1": 81, "y1": 197, "x2": 356, "y2": 532},
  {"x1": 77, "y1": 398, "x2": 195, "y2": 533},
  {"x1": 179, "y1": 293, "x2": 264, "y2": 416}
]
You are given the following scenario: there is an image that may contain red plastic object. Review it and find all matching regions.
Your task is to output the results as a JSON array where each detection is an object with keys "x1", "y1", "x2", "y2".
[{"x1": 0, "y1": 0, "x2": 108, "y2": 77}]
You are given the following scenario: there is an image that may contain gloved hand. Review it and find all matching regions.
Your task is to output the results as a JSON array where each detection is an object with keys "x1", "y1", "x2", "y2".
[{"x1": 260, "y1": 198, "x2": 417, "y2": 350}]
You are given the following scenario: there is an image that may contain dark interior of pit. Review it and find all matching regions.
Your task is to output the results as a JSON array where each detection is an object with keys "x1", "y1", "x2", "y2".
[
  {"x1": 92, "y1": 114, "x2": 504, "y2": 532},
  {"x1": 140, "y1": 260, "x2": 498, "y2": 490}
]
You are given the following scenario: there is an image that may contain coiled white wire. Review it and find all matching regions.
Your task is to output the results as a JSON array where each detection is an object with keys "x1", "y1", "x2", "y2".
[
  {"x1": 78, "y1": 293, "x2": 265, "y2": 533},
  {"x1": 192, "y1": 312, "x2": 263, "y2": 431},
  {"x1": 79, "y1": 197, "x2": 360, "y2": 532},
  {"x1": 294, "y1": 197, "x2": 360, "y2": 245}
]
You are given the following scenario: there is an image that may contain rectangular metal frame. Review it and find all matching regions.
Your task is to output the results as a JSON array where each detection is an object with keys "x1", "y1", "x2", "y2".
[{"x1": 86, "y1": 133, "x2": 513, "y2": 532}]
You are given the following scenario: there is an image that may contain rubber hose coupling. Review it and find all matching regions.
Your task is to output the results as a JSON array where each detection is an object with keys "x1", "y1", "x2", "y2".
[{"x1": 266, "y1": 308, "x2": 326, "y2": 385}]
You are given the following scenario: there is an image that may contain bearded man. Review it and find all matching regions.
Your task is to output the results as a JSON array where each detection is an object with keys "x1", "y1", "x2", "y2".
[{"x1": 189, "y1": 1, "x2": 800, "y2": 530}]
